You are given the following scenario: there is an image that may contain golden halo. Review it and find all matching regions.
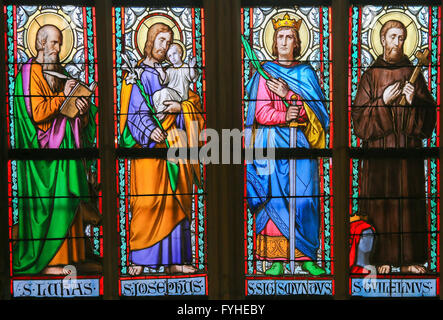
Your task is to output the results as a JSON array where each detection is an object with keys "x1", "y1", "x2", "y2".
[
  {"x1": 263, "y1": 12, "x2": 309, "y2": 59},
  {"x1": 135, "y1": 14, "x2": 182, "y2": 58},
  {"x1": 25, "y1": 12, "x2": 74, "y2": 63},
  {"x1": 370, "y1": 11, "x2": 419, "y2": 59}
]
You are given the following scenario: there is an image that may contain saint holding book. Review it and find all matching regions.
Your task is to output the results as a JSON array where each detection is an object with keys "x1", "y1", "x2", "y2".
[{"x1": 12, "y1": 23, "x2": 100, "y2": 275}]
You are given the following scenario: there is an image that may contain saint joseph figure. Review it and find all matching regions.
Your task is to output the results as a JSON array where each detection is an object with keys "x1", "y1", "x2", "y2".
[
  {"x1": 119, "y1": 22, "x2": 204, "y2": 275},
  {"x1": 352, "y1": 20, "x2": 436, "y2": 274},
  {"x1": 12, "y1": 24, "x2": 98, "y2": 275},
  {"x1": 246, "y1": 14, "x2": 329, "y2": 276}
]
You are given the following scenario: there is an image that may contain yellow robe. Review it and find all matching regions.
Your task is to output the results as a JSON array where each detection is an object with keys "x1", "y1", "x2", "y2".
[{"x1": 126, "y1": 91, "x2": 204, "y2": 251}]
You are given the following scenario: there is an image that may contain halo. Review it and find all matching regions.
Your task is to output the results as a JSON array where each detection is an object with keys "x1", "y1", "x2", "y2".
[
  {"x1": 135, "y1": 14, "x2": 182, "y2": 58},
  {"x1": 370, "y1": 11, "x2": 419, "y2": 59},
  {"x1": 25, "y1": 12, "x2": 74, "y2": 63},
  {"x1": 263, "y1": 12, "x2": 309, "y2": 59}
]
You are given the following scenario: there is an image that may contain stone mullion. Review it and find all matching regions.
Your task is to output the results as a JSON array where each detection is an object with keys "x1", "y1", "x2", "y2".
[
  {"x1": 332, "y1": 0, "x2": 350, "y2": 300},
  {"x1": 94, "y1": 0, "x2": 119, "y2": 300},
  {"x1": 204, "y1": 0, "x2": 244, "y2": 299}
]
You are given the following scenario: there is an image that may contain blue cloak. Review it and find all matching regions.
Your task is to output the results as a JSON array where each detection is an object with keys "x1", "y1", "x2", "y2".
[{"x1": 246, "y1": 62, "x2": 329, "y2": 260}]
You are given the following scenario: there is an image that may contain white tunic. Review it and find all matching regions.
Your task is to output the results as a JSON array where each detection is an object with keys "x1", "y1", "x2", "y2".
[
  {"x1": 153, "y1": 63, "x2": 198, "y2": 121},
  {"x1": 164, "y1": 63, "x2": 197, "y2": 100}
]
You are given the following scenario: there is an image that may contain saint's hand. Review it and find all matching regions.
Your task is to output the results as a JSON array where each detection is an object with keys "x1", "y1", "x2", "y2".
[
  {"x1": 189, "y1": 56, "x2": 197, "y2": 68},
  {"x1": 266, "y1": 77, "x2": 289, "y2": 99},
  {"x1": 75, "y1": 97, "x2": 90, "y2": 115},
  {"x1": 150, "y1": 127, "x2": 168, "y2": 143},
  {"x1": 64, "y1": 79, "x2": 77, "y2": 97},
  {"x1": 402, "y1": 82, "x2": 415, "y2": 105},
  {"x1": 286, "y1": 105, "x2": 301, "y2": 122},
  {"x1": 163, "y1": 100, "x2": 182, "y2": 114},
  {"x1": 382, "y1": 81, "x2": 402, "y2": 105}
]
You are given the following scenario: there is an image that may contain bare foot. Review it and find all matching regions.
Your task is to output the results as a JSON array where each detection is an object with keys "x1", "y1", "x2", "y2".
[
  {"x1": 128, "y1": 264, "x2": 143, "y2": 276},
  {"x1": 401, "y1": 265, "x2": 426, "y2": 274},
  {"x1": 377, "y1": 265, "x2": 391, "y2": 274},
  {"x1": 182, "y1": 265, "x2": 197, "y2": 273},
  {"x1": 166, "y1": 265, "x2": 197, "y2": 274},
  {"x1": 167, "y1": 265, "x2": 182, "y2": 273},
  {"x1": 42, "y1": 266, "x2": 71, "y2": 275}
]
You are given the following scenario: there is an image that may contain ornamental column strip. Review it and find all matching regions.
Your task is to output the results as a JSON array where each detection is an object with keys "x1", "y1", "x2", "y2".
[
  {"x1": 0, "y1": 0, "x2": 11, "y2": 299},
  {"x1": 440, "y1": 0, "x2": 443, "y2": 302}
]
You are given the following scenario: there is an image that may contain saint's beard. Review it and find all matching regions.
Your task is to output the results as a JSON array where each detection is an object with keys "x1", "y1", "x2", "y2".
[
  {"x1": 151, "y1": 47, "x2": 167, "y2": 62},
  {"x1": 384, "y1": 45, "x2": 404, "y2": 64},
  {"x1": 41, "y1": 49, "x2": 64, "y2": 93}
]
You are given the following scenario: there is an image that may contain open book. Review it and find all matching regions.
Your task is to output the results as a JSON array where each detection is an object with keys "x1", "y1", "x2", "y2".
[{"x1": 59, "y1": 81, "x2": 97, "y2": 119}]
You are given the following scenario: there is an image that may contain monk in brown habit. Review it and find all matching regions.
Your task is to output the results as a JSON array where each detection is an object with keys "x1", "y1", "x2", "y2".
[{"x1": 351, "y1": 20, "x2": 436, "y2": 274}]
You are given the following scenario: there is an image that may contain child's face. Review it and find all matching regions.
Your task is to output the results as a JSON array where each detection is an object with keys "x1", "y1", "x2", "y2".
[{"x1": 167, "y1": 45, "x2": 182, "y2": 65}]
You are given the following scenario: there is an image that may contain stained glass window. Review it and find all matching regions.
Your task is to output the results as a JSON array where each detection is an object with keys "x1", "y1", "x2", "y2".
[
  {"x1": 113, "y1": 5, "x2": 208, "y2": 297},
  {"x1": 242, "y1": 5, "x2": 334, "y2": 296},
  {"x1": 3, "y1": 0, "x2": 443, "y2": 302},
  {"x1": 6, "y1": 5, "x2": 103, "y2": 298},
  {"x1": 348, "y1": 5, "x2": 440, "y2": 297}
]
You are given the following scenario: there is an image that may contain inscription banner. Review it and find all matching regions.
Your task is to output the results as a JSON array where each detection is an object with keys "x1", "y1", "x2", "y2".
[
  {"x1": 351, "y1": 278, "x2": 437, "y2": 297},
  {"x1": 13, "y1": 279, "x2": 100, "y2": 298},
  {"x1": 246, "y1": 279, "x2": 333, "y2": 296},
  {"x1": 120, "y1": 276, "x2": 207, "y2": 297}
]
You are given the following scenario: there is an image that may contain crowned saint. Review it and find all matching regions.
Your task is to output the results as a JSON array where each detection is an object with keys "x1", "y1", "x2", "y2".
[{"x1": 246, "y1": 13, "x2": 329, "y2": 275}]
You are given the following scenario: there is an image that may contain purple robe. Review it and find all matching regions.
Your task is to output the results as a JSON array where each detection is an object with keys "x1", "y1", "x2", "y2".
[
  {"x1": 127, "y1": 63, "x2": 191, "y2": 268},
  {"x1": 127, "y1": 65, "x2": 184, "y2": 148}
]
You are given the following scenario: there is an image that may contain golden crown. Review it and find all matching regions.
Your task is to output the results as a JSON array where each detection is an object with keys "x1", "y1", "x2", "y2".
[{"x1": 272, "y1": 13, "x2": 302, "y2": 30}]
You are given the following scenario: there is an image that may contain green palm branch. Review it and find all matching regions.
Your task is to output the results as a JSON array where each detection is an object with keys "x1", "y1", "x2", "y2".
[
  {"x1": 241, "y1": 35, "x2": 290, "y2": 108},
  {"x1": 122, "y1": 53, "x2": 179, "y2": 192}
]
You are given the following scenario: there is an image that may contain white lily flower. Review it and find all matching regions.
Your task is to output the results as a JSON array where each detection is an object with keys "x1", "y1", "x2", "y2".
[
  {"x1": 135, "y1": 67, "x2": 144, "y2": 79},
  {"x1": 121, "y1": 53, "x2": 143, "y2": 85},
  {"x1": 125, "y1": 72, "x2": 137, "y2": 85}
]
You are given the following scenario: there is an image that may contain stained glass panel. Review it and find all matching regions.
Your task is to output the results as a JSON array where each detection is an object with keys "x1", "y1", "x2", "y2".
[
  {"x1": 112, "y1": 6, "x2": 208, "y2": 297},
  {"x1": 242, "y1": 5, "x2": 334, "y2": 296},
  {"x1": 5, "y1": 5, "x2": 103, "y2": 298},
  {"x1": 348, "y1": 5, "x2": 440, "y2": 297}
]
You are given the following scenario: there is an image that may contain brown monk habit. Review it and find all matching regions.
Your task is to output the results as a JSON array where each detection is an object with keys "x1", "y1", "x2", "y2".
[{"x1": 351, "y1": 55, "x2": 436, "y2": 266}]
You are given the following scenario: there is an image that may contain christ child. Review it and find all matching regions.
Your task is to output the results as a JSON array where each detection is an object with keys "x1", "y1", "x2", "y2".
[{"x1": 153, "y1": 42, "x2": 199, "y2": 120}]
